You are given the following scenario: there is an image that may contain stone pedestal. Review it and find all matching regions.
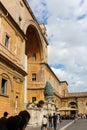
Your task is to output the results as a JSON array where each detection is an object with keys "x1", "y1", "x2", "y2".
[{"x1": 27, "y1": 100, "x2": 56, "y2": 127}]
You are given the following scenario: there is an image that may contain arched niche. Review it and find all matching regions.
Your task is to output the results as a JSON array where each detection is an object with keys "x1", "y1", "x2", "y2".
[
  {"x1": 25, "y1": 25, "x2": 43, "y2": 63},
  {"x1": 68, "y1": 102, "x2": 77, "y2": 108},
  {"x1": 68, "y1": 102, "x2": 78, "y2": 115}
]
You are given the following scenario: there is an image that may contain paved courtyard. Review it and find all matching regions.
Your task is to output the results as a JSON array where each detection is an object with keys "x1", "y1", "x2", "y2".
[
  {"x1": 26, "y1": 118, "x2": 87, "y2": 130},
  {"x1": 65, "y1": 118, "x2": 87, "y2": 130},
  {"x1": 26, "y1": 119, "x2": 73, "y2": 130}
]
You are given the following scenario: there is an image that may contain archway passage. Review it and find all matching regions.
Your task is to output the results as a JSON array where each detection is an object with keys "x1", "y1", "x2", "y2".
[
  {"x1": 25, "y1": 25, "x2": 42, "y2": 62},
  {"x1": 68, "y1": 102, "x2": 78, "y2": 115}
]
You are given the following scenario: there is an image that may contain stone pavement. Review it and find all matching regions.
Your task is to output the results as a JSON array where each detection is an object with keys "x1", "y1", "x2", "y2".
[
  {"x1": 65, "y1": 118, "x2": 87, "y2": 130},
  {"x1": 26, "y1": 119, "x2": 87, "y2": 130},
  {"x1": 26, "y1": 119, "x2": 74, "y2": 130}
]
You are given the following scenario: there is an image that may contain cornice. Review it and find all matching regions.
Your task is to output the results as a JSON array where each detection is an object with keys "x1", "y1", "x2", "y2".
[
  {"x1": 0, "y1": 54, "x2": 27, "y2": 76},
  {"x1": 23, "y1": 0, "x2": 37, "y2": 22},
  {"x1": 0, "y1": 2, "x2": 26, "y2": 40},
  {"x1": 41, "y1": 62, "x2": 61, "y2": 83},
  {"x1": 22, "y1": 0, "x2": 49, "y2": 45},
  {"x1": 41, "y1": 62, "x2": 68, "y2": 86},
  {"x1": 65, "y1": 92, "x2": 87, "y2": 98},
  {"x1": 27, "y1": 87, "x2": 44, "y2": 90},
  {"x1": 54, "y1": 91, "x2": 63, "y2": 99}
]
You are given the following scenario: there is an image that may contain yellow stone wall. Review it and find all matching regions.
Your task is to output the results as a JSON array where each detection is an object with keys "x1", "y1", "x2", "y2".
[
  {"x1": 77, "y1": 98, "x2": 87, "y2": 114},
  {"x1": 1, "y1": 0, "x2": 33, "y2": 31},
  {"x1": 0, "y1": 12, "x2": 25, "y2": 69},
  {"x1": 0, "y1": 63, "x2": 24, "y2": 116},
  {"x1": 27, "y1": 89, "x2": 44, "y2": 103},
  {"x1": 54, "y1": 95, "x2": 61, "y2": 108},
  {"x1": 44, "y1": 65, "x2": 68, "y2": 97},
  {"x1": 59, "y1": 82, "x2": 68, "y2": 96},
  {"x1": 0, "y1": 3, "x2": 26, "y2": 116}
]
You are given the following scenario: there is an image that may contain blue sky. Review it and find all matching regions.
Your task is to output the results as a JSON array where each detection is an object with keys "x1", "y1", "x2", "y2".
[{"x1": 27, "y1": 0, "x2": 87, "y2": 92}]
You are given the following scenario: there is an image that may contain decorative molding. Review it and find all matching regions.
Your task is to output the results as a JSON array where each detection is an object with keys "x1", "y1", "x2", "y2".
[
  {"x1": 0, "y1": 54, "x2": 27, "y2": 76},
  {"x1": 0, "y1": 2, "x2": 26, "y2": 40}
]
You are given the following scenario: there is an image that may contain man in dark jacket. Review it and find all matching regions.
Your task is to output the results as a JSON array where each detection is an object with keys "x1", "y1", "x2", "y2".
[
  {"x1": 0, "y1": 112, "x2": 9, "y2": 130},
  {"x1": 52, "y1": 113, "x2": 58, "y2": 130},
  {"x1": 48, "y1": 114, "x2": 53, "y2": 129}
]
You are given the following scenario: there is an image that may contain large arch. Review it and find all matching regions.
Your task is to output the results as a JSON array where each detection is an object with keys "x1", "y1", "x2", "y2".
[
  {"x1": 25, "y1": 24, "x2": 43, "y2": 62},
  {"x1": 25, "y1": 23, "x2": 45, "y2": 103}
]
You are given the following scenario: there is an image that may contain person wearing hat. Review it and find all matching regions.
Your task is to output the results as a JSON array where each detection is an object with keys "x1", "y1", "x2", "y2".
[{"x1": 0, "y1": 111, "x2": 9, "y2": 130}]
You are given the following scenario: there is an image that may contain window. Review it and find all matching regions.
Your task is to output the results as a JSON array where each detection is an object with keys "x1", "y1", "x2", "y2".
[
  {"x1": 1, "y1": 78, "x2": 7, "y2": 94},
  {"x1": 32, "y1": 73, "x2": 36, "y2": 81},
  {"x1": 32, "y1": 54, "x2": 36, "y2": 61},
  {"x1": 5, "y1": 35, "x2": 9, "y2": 48},
  {"x1": 32, "y1": 97, "x2": 36, "y2": 102}
]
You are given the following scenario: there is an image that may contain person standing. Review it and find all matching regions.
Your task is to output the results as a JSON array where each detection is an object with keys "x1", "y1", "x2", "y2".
[
  {"x1": 0, "y1": 111, "x2": 9, "y2": 130},
  {"x1": 42, "y1": 115, "x2": 48, "y2": 130},
  {"x1": 18, "y1": 110, "x2": 31, "y2": 130},
  {"x1": 52, "y1": 113, "x2": 58, "y2": 130},
  {"x1": 6, "y1": 110, "x2": 30, "y2": 130},
  {"x1": 48, "y1": 114, "x2": 53, "y2": 129},
  {"x1": 57, "y1": 114, "x2": 61, "y2": 125}
]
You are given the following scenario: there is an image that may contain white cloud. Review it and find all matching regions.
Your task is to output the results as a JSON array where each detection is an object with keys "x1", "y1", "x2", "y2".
[{"x1": 27, "y1": 0, "x2": 87, "y2": 92}]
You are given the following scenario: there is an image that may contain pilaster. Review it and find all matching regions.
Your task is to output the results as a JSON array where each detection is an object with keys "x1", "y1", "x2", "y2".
[{"x1": 0, "y1": 13, "x2": 2, "y2": 43}]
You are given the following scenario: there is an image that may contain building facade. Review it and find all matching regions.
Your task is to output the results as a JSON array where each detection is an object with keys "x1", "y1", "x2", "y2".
[{"x1": 0, "y1": 0, "x2": 87, "y2": 117}]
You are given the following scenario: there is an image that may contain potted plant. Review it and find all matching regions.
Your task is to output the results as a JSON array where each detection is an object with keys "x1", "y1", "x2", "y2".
[{"x1": 37, "y1": 100, "x2": 44, "y2": 108}]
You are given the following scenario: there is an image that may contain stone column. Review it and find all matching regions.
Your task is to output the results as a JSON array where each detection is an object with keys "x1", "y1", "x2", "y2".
[
  {"x1": 0, "y1": 13, "x2": 2, "y2": 43},
  {"x1": 24, "y1": 55, "x2": 27, "y2": 108}
]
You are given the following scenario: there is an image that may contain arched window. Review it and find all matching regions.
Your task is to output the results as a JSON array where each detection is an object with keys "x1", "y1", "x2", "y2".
[{"x1": 69, "y1": 102, "x2": 77, "y2": 108}]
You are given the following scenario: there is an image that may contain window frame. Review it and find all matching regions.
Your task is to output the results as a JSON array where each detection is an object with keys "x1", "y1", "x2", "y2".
[
  {"x1": 4, "y1": 34, "x2": 9, "y2": 48},
  {"x1": 32, "y1": 73, "x2": 36, "y2": 81},
  {"x1": 32, "y1": 97, "x2": 36, "y2": 102},
  {"x1": 1, "y1": 78, "x2": 7, "y2": 95}
]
